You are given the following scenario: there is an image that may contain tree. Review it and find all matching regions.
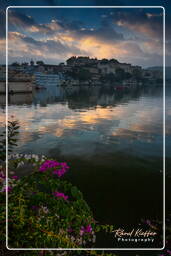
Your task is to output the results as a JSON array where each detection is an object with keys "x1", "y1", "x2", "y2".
[
  {"x1": 77, "y1": 68, "x2": 92, "y2": 81},
  {"x1": 115, "y1": 68, "x2": 125, "y2": 81},
  {"x1": 132, "y1": 69, "x2": 142, "y2": 81},
  {"x1": 36, "y1": 61, "x2": 45, "y2": 65},
  {"x1": 65, "y1": 68, "x2": 92, "y2": 81},
  {"x1": 11, "y1": 62, "x2": 20, "y2": 66},
  {"x1": 102, "y1": 73, "x2": 116, "y2": 83}
]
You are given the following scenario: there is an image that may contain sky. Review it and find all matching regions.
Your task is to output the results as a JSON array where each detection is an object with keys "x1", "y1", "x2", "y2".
[{"x1": 0, "y1": 0, "x2": 171, "y2": 68}]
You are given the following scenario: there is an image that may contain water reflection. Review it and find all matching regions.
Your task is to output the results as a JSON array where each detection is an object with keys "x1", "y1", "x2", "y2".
[
  {"x1": 0, "y1": 85, "x2": 167, "y2": 247},
  {"x1": 0, "y1": 85, "x2": 165, "y2": 158}
]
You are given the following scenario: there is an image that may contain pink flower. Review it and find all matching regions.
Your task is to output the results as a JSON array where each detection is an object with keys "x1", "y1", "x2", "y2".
[
  {"x1": 31, "y1": 205, "x2": 39, "y2": 210},
  {"x1": 2, "y1": 186, "x2": 12, "y2": 192},
  {"x1": 12, "y1": 175, "x2": 18, "y2": 180},
  {"x1": 85, "y1": 224, "x2": 92, "y2": 233},
  {"x1": 39, "y1": 160, "x2": 69, "y2": 177},
  {"x1": 80, "y1": 224, "x2": 93, "y2": 235},
  {"x1": 53, "y1": 191, "x2": 68, "y2": 200},
  {"x1": 0, "y1": 171, "x2": 5, "y2": 179},
  {"x1": 80, "y1": 228, "x2": 84, "y2": 236},
  {"x1": 53, "y1": 168, "x2": 66, "y2": 177},
  {"x1": 67, "y1": 227, "x2": 73, "y2": 233}
]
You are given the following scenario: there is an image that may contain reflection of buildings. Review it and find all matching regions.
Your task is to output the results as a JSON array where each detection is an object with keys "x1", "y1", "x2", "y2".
[
  {"x1": 0, "y1": 93, "x2": 33, "y2": 105},
  {"x1": 34, "y1": 72, "x2": 64, "y2": 87},
  {"x1": 9, "y1": 93, "x2": 33, "y2": 105},
  {"x1": 0, "y1": 94, "x2": 6, "y2": 105},
  {"x1": 65, "y1": 86, "x2": 138, "y2": 110},
  {"x1": 64, "y1": 86, "x2": 163, "y2": 111},
  {"x1": 0, "y1": 75, "x2": 163, "y2": 109},
  {"x1": 32, "y1": 85, "x2": 65, "y2": 106}
]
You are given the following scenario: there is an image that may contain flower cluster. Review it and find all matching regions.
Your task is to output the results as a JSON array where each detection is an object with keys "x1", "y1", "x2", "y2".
[
  {"x1": 53, "y1": 191, "x2": 68, "y2": 201},
  {"x1": 32, "y1": 205, "x2": 49, "y2": 214},
  {"x1": 0, "y1": 171, "x2": 5, "y2": 180},
  {"x1": 1, "y1": 155, "x2": 97, "y2": 248},
  {"x1": 0, "y1": 170, "x2": 19, "y2": 193},
  {"x1": 80, "y1": 224, "x2": 93, "y2": 236},
  {"x1": 66, "y1": 224, "x2": 96, "y2": 246},
  {"x1": 39, "y1": 160, "x2": 69, "y2": 177}
]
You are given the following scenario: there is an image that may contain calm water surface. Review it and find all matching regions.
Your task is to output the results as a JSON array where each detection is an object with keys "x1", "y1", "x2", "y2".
[{"x1": 0, "y1": 85, "x2": 170, "y2": 248}]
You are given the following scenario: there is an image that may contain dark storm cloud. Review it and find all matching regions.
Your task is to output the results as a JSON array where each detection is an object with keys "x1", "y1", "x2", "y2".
[
  {"x1": 8, "y1": 9, "x2": 54, "y2": 34},
  {"x1": 8, "y1": 9, "x2": 35, "y2": 26},
  {"x1": 77, "y1": 20, "x2": 124, "y2": 42},
  {"x1": 8, "y1": 10, "x2": 125, "y2": 43},
  {"x1": 110, "y1": 9, "x2": 163, "y2": 38},
  {"x1": 46, "y1": 18, "x2": 124, "y2": 42}
]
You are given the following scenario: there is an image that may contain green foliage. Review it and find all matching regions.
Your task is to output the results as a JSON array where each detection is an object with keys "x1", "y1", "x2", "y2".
[
  {"x1": 101, "y1": 73, "x2": 116, "y2": 83},
  {"x1": 0, "y1": 163, "x2": 95, "y2": 248},
  {"x1": 0, "y1": 120, "x2": 19, "y2": 161},
  {"x1": 115, "y1": 68, "x2": 132, "y2": 82},
  {"x1": 77, "y1": 69, "x2": 92, "y2": 81},
  {"x1": 132, "y1": 68, "x2": 142, "y2": 81},
  {"x1": 66, "y1": 68, "x2": 92, "y2": 81}
]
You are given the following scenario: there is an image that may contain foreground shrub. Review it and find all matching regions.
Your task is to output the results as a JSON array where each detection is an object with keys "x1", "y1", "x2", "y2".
[
  {"x1": 0, "y1": 156, "x2": 96, "y2": 248},
  {"x1": 0, "y1": 120, "x2": 19, "y2": 162}
]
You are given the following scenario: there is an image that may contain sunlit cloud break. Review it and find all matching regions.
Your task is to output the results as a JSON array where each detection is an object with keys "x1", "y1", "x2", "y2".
[{"x1": 4, "y1": 7, "x2": 165, "y2": 67}]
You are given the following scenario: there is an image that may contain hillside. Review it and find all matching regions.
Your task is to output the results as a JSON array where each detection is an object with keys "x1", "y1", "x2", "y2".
[{"x1": 147, "y1": 66, "x2": 171, "y2": 79}]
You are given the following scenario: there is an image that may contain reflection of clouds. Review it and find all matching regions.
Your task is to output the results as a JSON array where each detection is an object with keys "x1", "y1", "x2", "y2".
[
  {"x1": 0, "y1": 115, "x2": 5, "y2": 127},
  {"x1": 0, "y1": 92, "x2": 165, "y2": 152},
  {"x1": 54, "y1": 128, "x2": 64, "y2": 137},
  {"x1": 80, "y1": 106, "x2": 128, "y2": 124},
  {"x1": 130, "y1": 123, "x2": 159, "y2": 134},
  {"x1": 136, "y1": 108, "x2": 161, "y2": 122},
  {"x1": 18, "y1": 131, "x2": 34, "y2": 146},
  {"x1": 167, "y1": 110, "x2": 171, "y2": 116},
  {"x1": 111, "y1": 128, "x2": 155, "y2": 143},
  {"x1": 58, "y1": 119, "x2": 77, "y2": 128},
  {"x1": 110, "y1": 105, "x2": 162, "y2": 142}
]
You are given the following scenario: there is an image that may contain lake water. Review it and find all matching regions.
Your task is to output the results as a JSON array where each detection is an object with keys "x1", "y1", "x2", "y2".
[{"x1": 0, "y1": 84, "x2": 170, "y2": 248}]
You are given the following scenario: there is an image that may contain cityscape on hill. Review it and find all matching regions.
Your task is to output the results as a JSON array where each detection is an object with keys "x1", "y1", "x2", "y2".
[{"x1": 0, "y1": 56, "x2": 164, "y2": 94}]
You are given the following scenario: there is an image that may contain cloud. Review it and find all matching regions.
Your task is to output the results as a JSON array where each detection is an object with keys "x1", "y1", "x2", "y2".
[
  {"x1": 4, "y1": 8, "x2": 166, "y2": 66},
  {"x1": 8, "y1": 31, "x2": 88, "y2": 63},
  {"x1": 8, "y1": 10, "x2": 125, "y2": 43},
  {"x1": 8, "y1": 9, "x2": 35, "y2": 27},
  {"x1": 77, "y1": 22, "x2": 124, "y2": 43},
  {"x1": 8, "y1": 9, "x2": 55, "y2": 35},
  {"x1": 112, "y1": 9, "x2": 163, "y2": 38}
]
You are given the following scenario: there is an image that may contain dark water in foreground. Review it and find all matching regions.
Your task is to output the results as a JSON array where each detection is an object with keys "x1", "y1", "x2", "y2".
[{"x1": 0, "y1": 85, "x2": 170, "y2": 248}]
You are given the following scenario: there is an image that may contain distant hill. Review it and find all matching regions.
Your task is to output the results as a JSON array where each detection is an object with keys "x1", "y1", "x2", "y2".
[{"x1": 147, "y1": 66, "x2": 171, "y2": 80}]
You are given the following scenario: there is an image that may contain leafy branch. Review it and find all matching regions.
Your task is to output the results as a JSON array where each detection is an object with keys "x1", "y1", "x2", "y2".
[{"x1": 0, "y1": 120, "x2": 20, "y2": 162}]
